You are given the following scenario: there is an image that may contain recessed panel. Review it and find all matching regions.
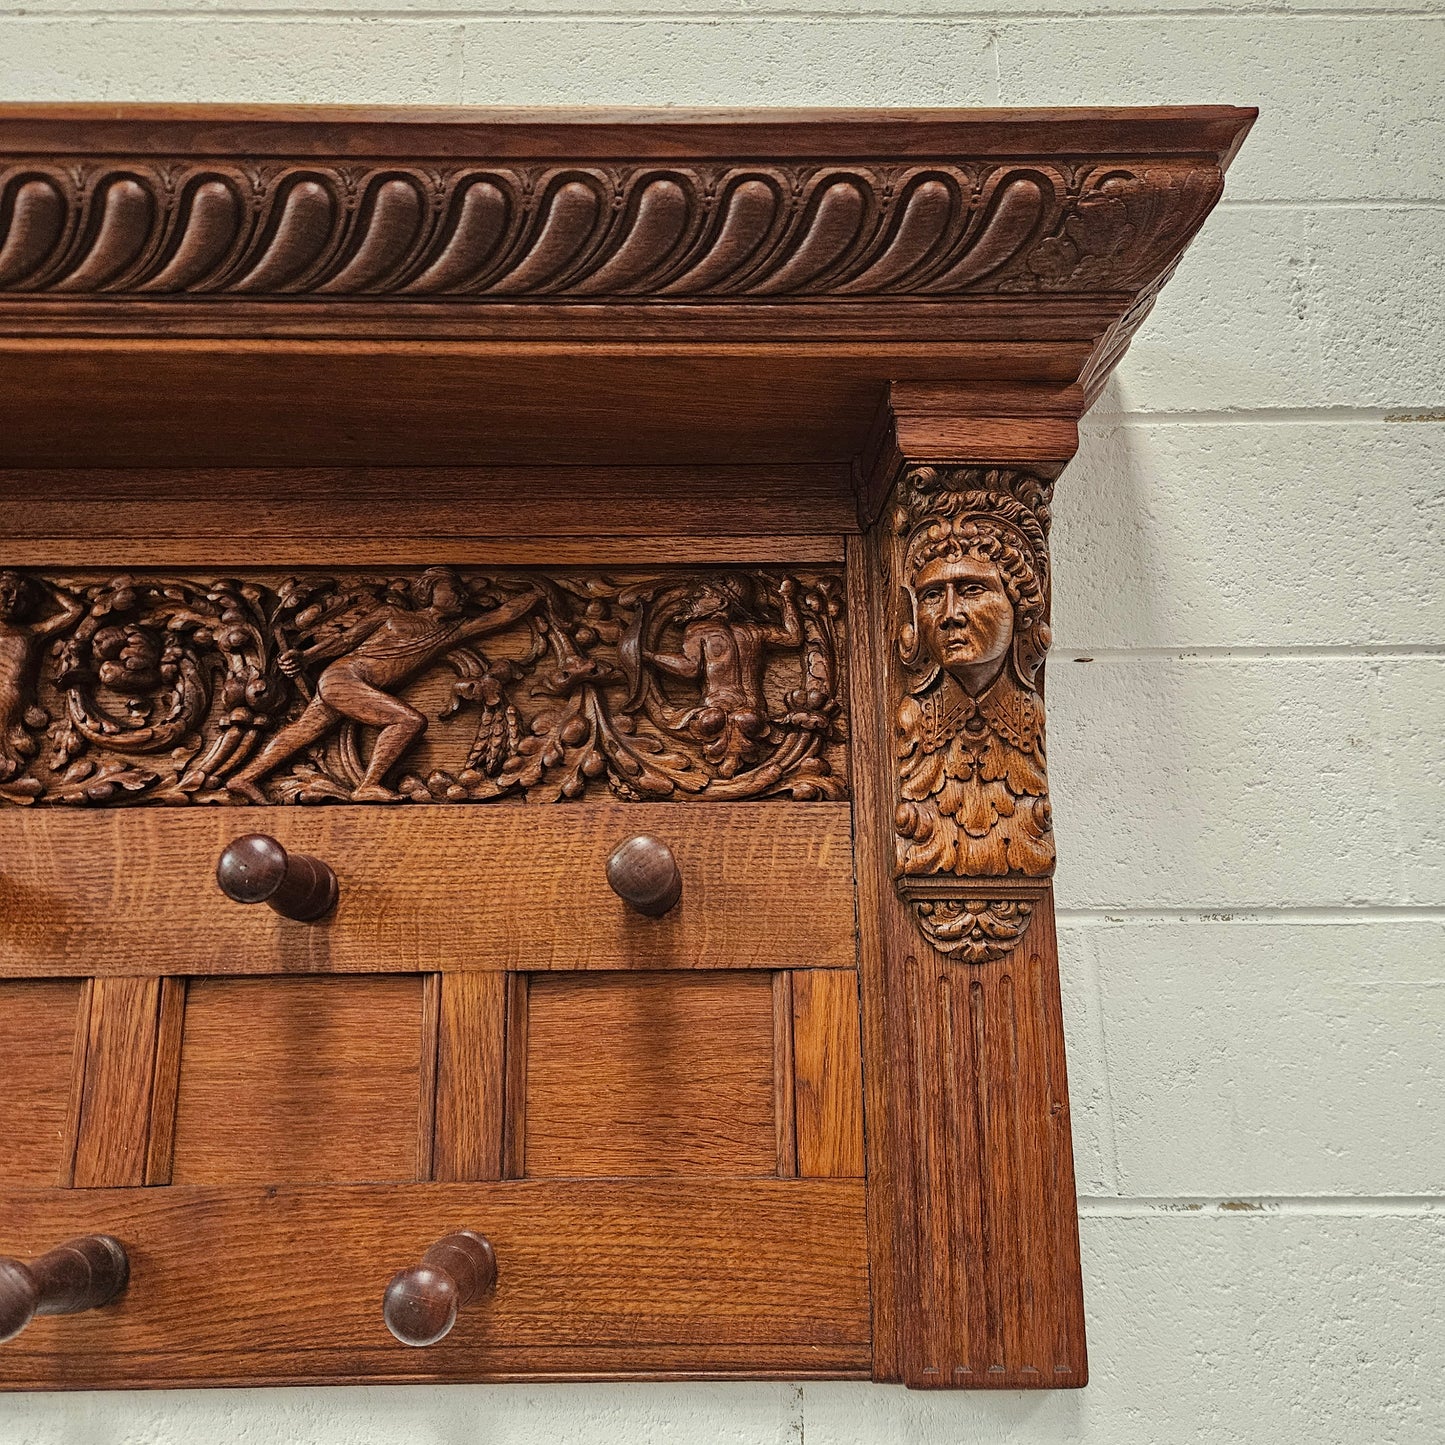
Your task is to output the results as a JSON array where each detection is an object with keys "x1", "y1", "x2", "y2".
[
  {"x1": 170, "y1": 976, "x2": 424, "y2": 1184},
  {"x1": 0, "y1": 979, "x2": 83, "y2": 1185},
  {"x1": 524, "y1": 972, "x2": 777, "y2": 1178}
]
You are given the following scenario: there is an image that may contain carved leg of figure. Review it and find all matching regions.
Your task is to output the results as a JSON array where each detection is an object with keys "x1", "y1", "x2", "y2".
[
  {"x1": 227, "y1": 699, "x2": 341, "y2": 803},
  {"x1": 327, "y1": 688, "x2": 428, "y2": 803}
]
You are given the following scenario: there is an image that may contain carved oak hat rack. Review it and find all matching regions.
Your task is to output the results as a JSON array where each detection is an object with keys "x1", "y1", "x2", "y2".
[{"x1": 0, "y1": 104, "x2": 1253, "y2": 1391}]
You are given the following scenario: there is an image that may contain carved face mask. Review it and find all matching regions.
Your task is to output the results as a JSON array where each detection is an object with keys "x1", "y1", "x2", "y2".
[{"x1": 913, "y1": 555, "x2": 1014, "y2": 684}]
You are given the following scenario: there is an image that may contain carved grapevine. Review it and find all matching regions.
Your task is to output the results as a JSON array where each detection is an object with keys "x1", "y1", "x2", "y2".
[{"x1": 0, "y1": 566, "x2": 846, "y2": 808}]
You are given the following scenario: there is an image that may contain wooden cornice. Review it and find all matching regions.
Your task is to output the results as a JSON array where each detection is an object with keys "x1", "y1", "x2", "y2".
[{"x1": 0, "y1": 105, "x2": 1254, "y2": 467}]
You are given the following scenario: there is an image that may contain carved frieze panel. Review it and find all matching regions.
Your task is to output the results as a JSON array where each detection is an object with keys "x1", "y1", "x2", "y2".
[
  {"x1": 0, "y1": 566, "x2": 846, "y2": 807},
  {"x1": 0, "y1": 159, "x2": 1222, "y2": 302},
  {"x1": 889, "y1": 465, "x2": 1055, "y2": 960}
]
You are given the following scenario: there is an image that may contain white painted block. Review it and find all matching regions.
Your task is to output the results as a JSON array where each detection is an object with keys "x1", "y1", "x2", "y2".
[
  {"x1": 0, "y1": 1380, "x2": 801, "y2": 1444},
  {"x1": 0, "y1": 18, "x2": 464, "y2": 102},
  {"x1": 1104, "y1": 208, "x2": 1318, "y2": 414},
  {"x1": 1059, "y1": 923, "x2": 1116, "y2": 1196},
  {"x1": 456, "y1": 20, "x2": 999, "y2": 106},
  {"x1": 1114, "y1": 205, "x2": 1445, "y2": 413},
  {"x1": 1381, "y1": 661, "x2": 1445, "y2": 904},
  {"x1": 1052, "y1": 420, "x2": 1445, "y2": 650},
  {"x1": 1308, "y1": 209, "x2": 1445, "y2": 409},
  {"x1": 1090, "y1": 918, "x2": 1445, "y2": 1196},
  {"x1": 1048, "y1": 657, "x2": 1431, "y2": 909},
  {"x1": 804, "y1": 1211, "x2": 1445, "y2": 1445},
  {"x1": 995, "y1": 15, "x2": 1445, "y2": 202}
]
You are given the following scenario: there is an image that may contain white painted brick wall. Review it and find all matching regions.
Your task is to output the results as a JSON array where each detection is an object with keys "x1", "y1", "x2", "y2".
[{"x1": 1, "y1": 4, "x2": 1441, "y2": 1440}]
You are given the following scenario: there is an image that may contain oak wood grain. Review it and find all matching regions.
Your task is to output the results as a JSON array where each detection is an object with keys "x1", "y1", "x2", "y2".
[
  {"x1": 792, "y1": 969, "x2": 866, "y2": 1179},
  {"x1": 0, "y1": 466, "x2": 858, "y2": 537},
  {"x1": 0, "y1": 804, "x2": 856, "y2": 978},
  {"x1": 0, "y1": 1179, "x2": 869, "y2": 1387},
  {"x1": 524, "y1": 973, "x2": 776, "y2": 1178},
  {"x1": 142, "y1": 978, "x2": 187, "y2": 1188},
  {"x1": 431, "y1": 972, "x2": 509, "y2": 1183},
  {"x1": 772, "y1": 971, "x2": 798, "y2": 1178},
  {"x1": 891, "y1": 899, "x2": 1086, "y2": 1387},
  {"x1": 0, "y1": 980, "x2": 86, "y2": 1187},
  {"x1": 168, "y1": 976, "x2": 425, "y2": 1185},
  {"x1": 844, "y1": 531, "x2": 903, "y2": 1379},
  {"x1": 70, "y1": 977, "x2": 162, "y2": 1189},
  {"x1": 0, "y1": 535, "x2": 847, "y2": 569}
]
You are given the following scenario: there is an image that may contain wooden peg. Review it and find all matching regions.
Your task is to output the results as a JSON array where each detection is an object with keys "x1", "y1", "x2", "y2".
[
  {"x1": 383, "y1": 1230, "x2": 497, "y2": 1347},
  {"x1": 216, "y1": 833, "x2": 338, "y2": 921},
  {"x1": 606, "y1": 834, "x2": 683, "y2": 917},
  {"x1": 0, "y1": 1235, "x2": 129, "y2": 1344}
]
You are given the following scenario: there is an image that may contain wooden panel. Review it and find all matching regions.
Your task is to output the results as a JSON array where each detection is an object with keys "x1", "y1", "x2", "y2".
[
  {"x1": 772, "y1": 971, "x2": 797, "y2": 1177},
  {"x1": 524, "y1": 973, "x2": 776, "y2": 1178},
  {"x1": 432, "y1": 972, "x2": 509, "y2": 1183},
  {"x1": 0, "y1": 343, "x2": 1093, "y2": 470},
  {"x1": 845, "y1": 532, "x2": 903, "y2": 1378},
  {"x1": 792, "y1": 970, "x2": 866, "y2": 1179},
  {"x1": 0, "y1": 535, "x2": 844, "y2": 569},
  {"x1": 0, "y1": 805, "x2": 855, "y2": 978},
  {"x1": 0, "y1": 465, "x2": 858, "y2": 538},
  {"x1": 71, "y1": 976, "x2": 162, "y2": 1188},
  {"x1": 142, "y1": 978, "x2": 187, "y2": 1187},
  {"x1": 893, "y1": 899, "x2": 1086, "y2": 1387},
  {"x1": 169, "y1": 976, "x2": 424, "y2": 1185},
  {"x1": 0, "y1": 1179, "x2": 869, "y2": 1388},
  {"x1": 0, "y1": 979, "x2": 86, "y2": 1186}
]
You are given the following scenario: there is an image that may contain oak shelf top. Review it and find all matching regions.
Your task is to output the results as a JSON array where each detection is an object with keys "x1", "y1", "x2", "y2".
[
  {"x1": 0, "y1": 103, "x2": 1254, "y2": 467},
  {"x1": 0, "y1": 103, "x2": 1256, "y2": 161}
]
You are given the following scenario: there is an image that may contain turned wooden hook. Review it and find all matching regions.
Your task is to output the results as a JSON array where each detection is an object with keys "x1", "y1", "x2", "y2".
[
  {"x1": 384, "y1": 1230, "x2": 497, "y2": 1347},
  {"x1": 216, "y1": 833, "x2": 338, "y2": 922},
  {"x1": 0, "y1": 1235, "x2": 129, "y2": 1344},
  {"x1": 606, "y1": 834, "x2": 683, "y2": 917}
]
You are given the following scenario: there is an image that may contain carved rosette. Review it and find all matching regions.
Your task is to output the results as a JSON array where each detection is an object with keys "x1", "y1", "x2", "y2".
[
  {"x1": 889, "y1": 465, "x2": 1056, "y2": 960},
  {"x1": 0, "y1": 566, "x2": 846, "y2": 808}
]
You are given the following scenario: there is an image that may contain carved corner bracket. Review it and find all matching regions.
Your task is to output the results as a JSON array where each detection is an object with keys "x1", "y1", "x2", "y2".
[{"x1": 887, "y1": 464, "x2": 1056, "y2": 961}]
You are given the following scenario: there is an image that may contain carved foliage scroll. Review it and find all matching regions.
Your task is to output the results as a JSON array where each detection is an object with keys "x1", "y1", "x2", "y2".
[
  {"x1": 0, "y1": 160, "x2": 1222, "y2": 302},
  {"x1": 890, "y1": 466, "x2": 1055, "y2": 960},
  {"x1": 0, "y1": 567, "x2": 846, "y2": 808}
]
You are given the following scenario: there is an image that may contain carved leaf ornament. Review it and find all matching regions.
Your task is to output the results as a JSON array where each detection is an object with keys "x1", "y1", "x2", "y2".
[
  {"x1": 0, "y1": 161, "x2": 1220, "y2": 299},
  {"x1": 891, "y1": 466, "x2": 1056, "y2": 961},
  {"x1": 0, "y1": 566, "x2": 846, "y2": 808}
]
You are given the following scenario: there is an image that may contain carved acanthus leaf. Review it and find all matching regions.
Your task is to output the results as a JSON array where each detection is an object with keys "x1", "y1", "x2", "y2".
[
  {"x1": 0, "y1": 566, "x2": 846, "y2": 808},
  {"x1": 889, "y1": 465, "x2": 1056, "y2": 960},
  {"x1": 913, "y1": 897, "x2": 1036, "y2": 963}
]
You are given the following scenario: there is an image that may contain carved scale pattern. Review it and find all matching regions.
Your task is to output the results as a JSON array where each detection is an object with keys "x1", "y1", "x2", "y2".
[
  {"x1": 0, "y1": 159, "x2": 1222, "y2": 299},
  {"x1": 0, "y1": 566, "x2": 846, "y2": 808}
]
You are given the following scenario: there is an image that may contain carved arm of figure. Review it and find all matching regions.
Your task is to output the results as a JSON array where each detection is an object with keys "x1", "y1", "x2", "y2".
[
  {"x1": 759, "y1": 576, "x2": 803, "y2": 649},
  {"x1": 451, "y1": 585, "x2": 545, "y2": 643},
  {"x1": 276, "y1": 611, "x2": 387, "y2": 677},
  {"x1": 647, "y1": 627, "x2": 706, "y2": 681},
  {"x1": 33, "y1": 582, "x2": 85, "y2": 639}
]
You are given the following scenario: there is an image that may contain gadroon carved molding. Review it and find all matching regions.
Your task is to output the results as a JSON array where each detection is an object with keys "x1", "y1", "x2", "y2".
[
  {"x1": 0, "y1": 566, "x2": 846, "y2": 807},
  {"x1": 890, "y1": 465, "x2": 1054, "y2": 959},
  {"x1": 0, "y1": 158, "x2": 1221, "y2": 303}
]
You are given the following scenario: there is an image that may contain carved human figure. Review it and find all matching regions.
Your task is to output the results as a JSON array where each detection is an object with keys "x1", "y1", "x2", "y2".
[
  {"x1": 894, "y1": 469, "x2": 1055, "y2": 880},
  {"x1": 227, "y1": 568, "x2": 540, "y2": 803},
  {"x1": 0, "y1": 570, "x2": 84, "y2": 782},
  {"x1": 648, "y1": 574, "x2": 802, "y2": 778}
]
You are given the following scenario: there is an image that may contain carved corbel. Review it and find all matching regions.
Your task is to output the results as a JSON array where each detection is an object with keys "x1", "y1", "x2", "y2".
[
  {"x1": 889, "y1": 463, "x2": 1056, "y2": 963},
  {"x1": 852, "y1": 405, "x2": 1084, "y2": 1390}
]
